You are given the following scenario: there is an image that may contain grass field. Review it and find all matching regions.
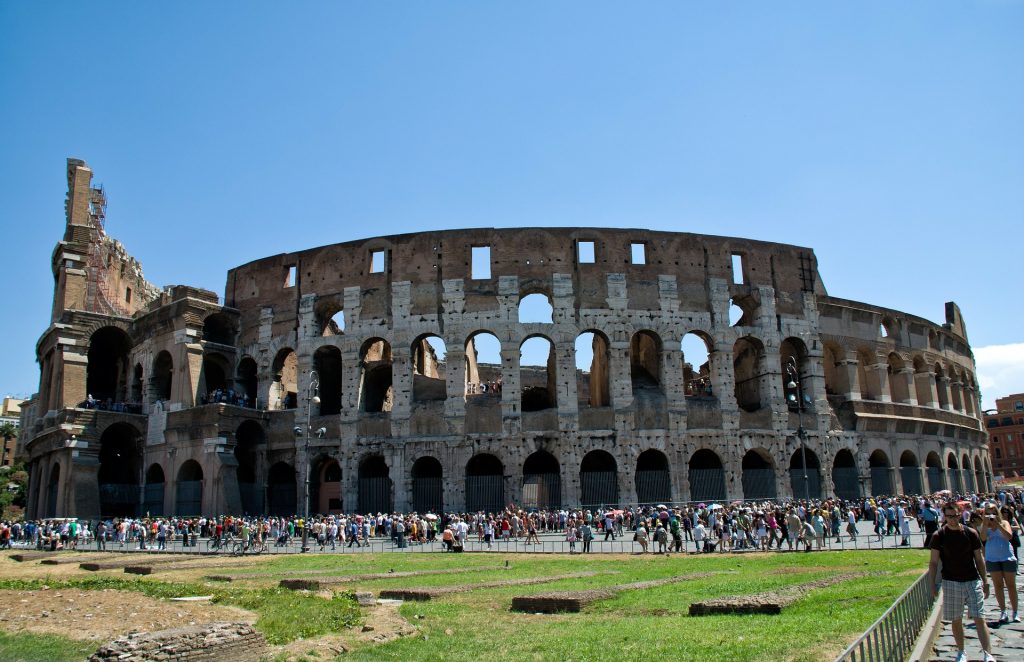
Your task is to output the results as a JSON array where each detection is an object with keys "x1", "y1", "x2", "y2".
[{"x1": 0, "y1": 549, "x2": 928, "y2": 662}]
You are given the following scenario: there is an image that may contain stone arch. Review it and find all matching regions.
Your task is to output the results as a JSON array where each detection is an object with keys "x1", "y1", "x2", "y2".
[
  {"x1": 925, "y1": 451, "x2": 945, "y2": 492},
  {"x1": 267, "y1": 462, "x2": 296, "y2": 516},
  {"x1": 899, "y1": 450, "x2": 922, "y2": 495},
  {"x1": 688, "y1": 449, "x2": 726, "y2": 503},
  {"x1": 313, "y1": 345, "x2": 343, "y2": 415},
  {"x1": 359, "y1": 338, "x2": 393, "y2": 413},
  {"x1": 465, "y1": 453, "x2": 504, "y2": 513},
  {"x1": 201, "y1": 352, "x2": 232, "y2": 399},
  {"x1": 946, "y1": 452, "x2": 962, "y2": 493},
  {"x1": 313, "y1": 456, "x2": 342, "y2": 515},
  {"x1": 741, "y1": 448, "x2": 777, "y2": 500},
  {"x1": 411, "y1": 456, "x2": 443, "y2": 514},
  {"x1": 635, "y1": 449, "x2": 671, "y2": 505},
  {"x1": 580, "y1": 450, "x2": 619, "y2": 507},
  {"x1": 87, "y1": 326, "x2": 133, "y2": 404},
  {"x1": 523, "y1": 450, "x2": 561, "y2": 510},
  {"x1": 961, "y1": 452, "x2": 975, "y2": 492},
  {"x1": 45, "y1": 462, "x2": 61, "y2": 519},
  {"x1": 887, "y1": 353, "x2": 910, "y2": 403},
  {"x1": 879, "y1": 316, "x2": 897, "y2": 339},
  {"x1": 270, "y1": 348, "x2": 298, "y2": 410},
  {"x1": 152, "y1": 350, "x2": 174, "y2": 403},
  {"x1": 913, "y1": 356, "x2": 933, "y2": 406},
  {"x1": 576, "y1": 330, "x2": 611, "y2": 408},
  {"x1": 464, "y1": 331, "x2": 502, "y2": 399},
  {"x1": 733, "y1": 336, "x2": 767, "y2": 412},
  {"x1": 143, "y1": 463, "x2": 165, "y2": 516},
  {"x1": 235, "y1": 420, "x2": 264, "y2": 514},
  {"x1": 973, "y1": 455, "x2": 985, "y2": 494},
  {"x1": 630, "y1": 330, "x2": 663, "y2": 391},
  {"x1": 236, "y1": 356, "x2": 258, "y2": 407},
  {"x1": 321, "y1": 307, "x2": 346, "y2": 336},
  {"x1": 950, "y1": 367, "x2": 965, "y2": 413},
  {"x1": 131, "y1": 363, "x2": 144, "y2": 404},
  {"x1": 822, "y1": 343, "x2": 849, "y2": 397},
  {"x1": 520, "y1": 335, "x2": 556, "y2": 412},
  {"x1": 412, "y1": 335, "x2": 447, "y2": 403},
  {"x1": 97, "y1": 422, "x2": 143, "y2": 517},
  {"x1": 831, "y1": 449, "x2": 859, "y2": 501},
  {"x1": 934, "y1": 365, "x2": 950, "y2": 410},
  {"x1": 789, "y1": 448, "x2": 822, "y2": 500},
  {"x1": 729, "y1": 295, "x2": 756, "y2": 327},
  {"x1": 856, "y1": 348, "x2": 880, "y2": 400},
  {"x1": 518, "y1": 292, "x2": 553, "y2": 324},
  {"x1": 358, "y1": 455, "x2": 393, "y2": 514},
  {"x1": 681, "y1": 332, "x2": 714, "y2": 398},
  {"x1": 202, "y1": 312, "x2": 236, "y2": 345},
  {"x1": 868, "y1": 449, "x2": 892, "y2": 496},
  {"x1": 175, "y1": 460, "x2": 204, "y2": 515},
  {"x1": 781, "y1": 337, "x2": 812, "y2": 406}
]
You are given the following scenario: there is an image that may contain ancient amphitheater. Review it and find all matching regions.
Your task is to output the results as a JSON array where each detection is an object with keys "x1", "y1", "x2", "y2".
[{"x1": 21, "y1": 159, "x2": 990, "y2": 519}]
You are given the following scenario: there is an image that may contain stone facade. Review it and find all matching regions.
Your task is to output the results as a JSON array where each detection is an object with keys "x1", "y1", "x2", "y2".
[{"x1": 22, "y1": 159, "x2": 991, "y2": 519}]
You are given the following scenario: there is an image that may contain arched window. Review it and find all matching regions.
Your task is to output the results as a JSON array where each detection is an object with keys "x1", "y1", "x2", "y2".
[
  {"x1": 733, "y1": 337, "x2": 766, "y2": 412},
  {"x1": 682, "y1": 332, "x2": 713, "y2": 398},
  {"x1": 270, "y1": 348, "x2": 298, "y2": 410},
  {"x1": 359, "y1": 339, "x2": 393, "y2": 413},
  {"x1": 152, "y1": 351, "x2": 173, "y2": 403},
  {"x1": 87, "y1": 327, "x2": 132, "y2": 403},
  {"x1": 518, "y1": 293, "x2": 553, "y2": 324},
  {"x1": 465, "y1": 332, "x2": 502, "y2": 399},
  {"x1": 314, "y1": 346, "x2": 343, "y2": 415},
  {"x1": 575, "y1": 331, "x2": 610, "y2": 407},
  {"x1": 521, "y1": 336, "x2": 556, "y2": 412},
  {"x1": 412, "y1": 335, "x2": 447, "y2": 403},
  {"x1": 630, "y1": 331, "x2": 663, "y2": 391}
]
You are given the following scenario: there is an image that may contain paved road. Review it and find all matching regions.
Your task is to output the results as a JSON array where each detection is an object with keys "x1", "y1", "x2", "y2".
[{"x1": 929, "y1": 572, "x2": 1024, "y2": 662}]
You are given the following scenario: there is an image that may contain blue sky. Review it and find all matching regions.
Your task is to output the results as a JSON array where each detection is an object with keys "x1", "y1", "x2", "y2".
[{"x1": 2, "y1": 2, "x2": 1022, "y2": 408}]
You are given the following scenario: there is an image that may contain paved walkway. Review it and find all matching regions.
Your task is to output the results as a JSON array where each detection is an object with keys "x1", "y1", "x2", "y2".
[{"x1": 929, "y1": 572, "x2": 1024, "y2": 662}]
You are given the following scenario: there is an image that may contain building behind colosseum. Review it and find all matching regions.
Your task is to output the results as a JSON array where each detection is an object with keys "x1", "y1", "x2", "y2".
[{"x1": 20, "y1": 159, "x2": 991, "y2": 519}]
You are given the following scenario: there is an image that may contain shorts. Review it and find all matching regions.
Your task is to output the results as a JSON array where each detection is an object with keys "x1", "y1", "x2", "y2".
[
  {"x1": 987, "y1": 559, "x2": 1018, "y2": 574},
  {"x1": 941, "y1": 579, "x2": 984, "y2": 621}
]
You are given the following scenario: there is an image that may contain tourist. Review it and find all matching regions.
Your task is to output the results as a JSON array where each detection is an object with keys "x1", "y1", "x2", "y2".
[
  {"x1": 980, "y1": 502, "x2": 1019, "y2": 623},
  {"x1": 634, "y1": 522, "x2": 649, "y2": 553},
  {"x1": 580, "y1": 521, "x2": 593, "y2": 553}
]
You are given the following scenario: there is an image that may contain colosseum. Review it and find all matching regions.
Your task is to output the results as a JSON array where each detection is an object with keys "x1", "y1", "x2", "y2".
[{"x1": 20, "y1": 159, "x2": 991, "y2": 520}]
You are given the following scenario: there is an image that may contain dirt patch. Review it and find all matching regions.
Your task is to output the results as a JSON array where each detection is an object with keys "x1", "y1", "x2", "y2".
[
  {"x1": 0, "y1": 588, "x2": 256, "y2": 642},
  {"x1": 379, "y1": 571, "x2": 608, "y2": 601},
  {"x1": 688, "y1": 573, "x2": 868, "y2": 616},
  {"x1": 275, "y1": 600, "x2": 418, "y2": 658}
]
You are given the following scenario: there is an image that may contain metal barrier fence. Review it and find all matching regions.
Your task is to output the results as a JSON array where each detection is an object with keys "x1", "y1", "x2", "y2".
[{"x1": 834, "y1": 571, "x2": 935, "y2": 662}]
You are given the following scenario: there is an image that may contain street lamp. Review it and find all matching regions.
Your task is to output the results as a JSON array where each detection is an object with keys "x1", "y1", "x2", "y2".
[
  {"x1": 300, "y1": 370, "x2": 320, "y2": 552},
  {"x1": 785, "y1": 357, "x2": 812, "y2": 507}
]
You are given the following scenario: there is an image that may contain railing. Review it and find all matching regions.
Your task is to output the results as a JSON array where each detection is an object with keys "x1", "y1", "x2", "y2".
[{"x1": 834, "y1": 571, "x2": 935, "y2": 662}]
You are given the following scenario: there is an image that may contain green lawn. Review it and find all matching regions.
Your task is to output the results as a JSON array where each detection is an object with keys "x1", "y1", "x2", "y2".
[{"x1": 0, "y1": 549, "x2": 927, "y2": 662}]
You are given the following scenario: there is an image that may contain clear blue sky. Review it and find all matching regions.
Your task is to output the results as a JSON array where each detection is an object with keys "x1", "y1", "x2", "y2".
[{"x1": 2, "y1": 2, "x2": 1022, "y2": 406}]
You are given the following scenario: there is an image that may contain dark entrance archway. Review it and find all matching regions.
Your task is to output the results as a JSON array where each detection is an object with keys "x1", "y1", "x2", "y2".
[
  {"x1": 46, "y1": 464, "x2": 60, "y2": 518},
  {"x1": 143, "y1": 464, "x2": 165, "y2": 516},
  {"x1": 237, "y1": 357, "x2": 258, "y2": 407},
  {"x1": 98, "y1": 423, "x2": 142, "y2": 517},
  {"x1": 175, "y1": 460, "x2": 203, "y2": 515},
  {"x1": 688, "y1": 450, "x2": 726, "y2": 503},
  {"x1": 926, "y1": 452, "x2": 945, "y2": 493},
  {"x1": 358, "y1": 455, "x2": 393, "y2": 514},
  {"x1": 899, "y1": 451, "x2": 922, "y2": 495},
  {"x1": 466, "y1": 454, "x2": 504, "y2": 513},
  {"x1": 522, "y1": 450, "x2": 561, "y2": 510},
  {"x1": 313, "y1": 458, "x2": 342, "y2": 515},
  {"x1": 411, "y1": 456, "x2": 443, "y2": 514},
  {"x1": 635, "y1": 450, "x2": 671, "y2": 505},
  {"x1": 832, "y1": 449, "x2": 860, "y2": 501},
  {"x1": 87, "y1": 327, "x2": 132, "y2": 403},
  {"x1": 789, "y1": 449, "x2": 822, "y2": 501},
  {"x1": 235, "y1": 421, "x2": 264, "y2": 514},
  {"x1": 580, "y1": 450, "x2": 618, "y2": 507},
  {"x1": 267, "y1": 462, "x2": 296, "y2": 516},
  {"x1": 869, "y1": 450, "x2": 893, "y2": 496},
  {"x1": 741, "y1": 450, "x2": 777, "y2": 500}
]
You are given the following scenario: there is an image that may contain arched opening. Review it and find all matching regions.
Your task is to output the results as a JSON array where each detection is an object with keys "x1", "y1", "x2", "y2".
[
  {"x1": 235, "y1": 421, "x2": 264, "y2": 514},
  {"x1": 575, "y1": 331, "x2": 610, "y2": 407},
  {"x1": 358, "y1": 455, "x2": 393, "y2": 514},
  {"x1": 823, "y1": 344, "x2": 849, "y2": 397},
  {"x1": 314, "y1": 345, "x2": 343, "y2": 415},
  {"x1": 412, "y1": 335, "x2": 447, "y2": 402},
  {"x1": 520, "y1": 336, "x2": 556, "y2": 412},
  {"x1": 973, "y1": 456, "x2": 984, "y2": 494},
  {"x1": 322, "y1": 309, "x2": 346, "y2": 336},
  {"x1": 143, "y1": 464, "x2": 165, "y2": 516},
  {"x1": 899, "y1": 451, "x2": 922, "y2": 495},
  {"x1": 464, "y1": 332, "x2": 502, "y2": 399},
  {"x1": 270, "y1": 348, "x2": 298, "y2": 410},
  {"x1": 201, "y1": 353, "x2": 231, "y2": 400},
  {"x1": 963, "y1": 374, "x2": 977, "y2": 417},
  {"x1": 857, "y1": 349, "x2": 880, "y2": 400},
  {"x1": 202, "y1": 313, "x2": 236, "y2": 345},
  {"x1": 635, "y1": 449, "x2": 671, "y2": 505},
  {"x1": 961, "y1": 453, "x2": 975, "y2": 492},
  {"x1": 46, "y1": 464, "x2": 60, "y2": 519},
  {"x1": 175, "y1": 460, "x2": 204, "y2": 515},
  {"x1": 518, "y1": 292, "x2": 553, "y2": 324},
  {"x1": 236, "y1": 357, "x2": 258, "y2": 407},
  {"x1": 97, "y1": 423, "x2": 142, "y2": 517},
  {"x1": 152, "y1": 351, "x2": 173, "y2": 403},
  {"x1": 359, "y1": 339, "x2": 393, "y2": 413},
  {"x1": 580, "y1": 450, "x2": 619, "y2": 507},
  {"x1": 682, "y1": 332, "x2": 714, "y2": 399},
  {"x1": 314, "y1": 458, "x2": 342, "y2": 515},
  {"x1": 267, "y1": 462, "x2": 296, "y2": 516},
  {"x1": 741, "y1": 449, "x2": 777, "y2": 500},
  {"x1": 630, "y1": 330, "x2": 663, "y2": 391},
  {"x1": 832, "y1": 450, "x2": 859, "y2": 501},
  {"x1": 728, "y1": 297, "x2": 751, "y2": 327},
  {"x1": 87, "y1": 327, "x2": 132, "y2": 404},
  {"x1": 880, "y1": 318, "x2": 896, "y2": 339},
  {"x1": 926, "y1": 452, "x2": 945, "y2": 492},
  {"x1": 131, "y1": 363, "x2": 144, "y2": 404},
  {"x1": 950, "y1": 370, "x2": 965, "y2": 413},
  {"x1": 869, "y1": 450, "x2": 892, "y2": 496},
  {"x1": 887, "y1": 354, "x2": 910, "y2": 403},
  {"x1": 689, "y1": 450, "x2": 726, "y2": 503},
  {"x1": 523, "y1": 450, "x2": 561, "y2": 510},
  {"x1": 781, "y1": 337, "x2": 812, "y2": 407},
  {"x1": 733, "y1": 336, "x2": 766, "y2": 412},
  {"x1": 411, "y1": 456, "x2": 443, "y2": 514},
  {"x1": 789, "y1": 448, "x2": 822, "y2": 500},
  {"x1": 465, "y1": 454, "x2": 504, "y2": 513},
  {"x1": 946, "y1": 453, "x2": 962, "y2": 493}
]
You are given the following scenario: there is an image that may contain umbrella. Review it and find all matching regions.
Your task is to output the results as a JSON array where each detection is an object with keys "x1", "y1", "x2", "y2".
[
  {"x1": 955, "y1": 500, "x2": 971, "y2": 509},
  {"x1": 424, "y1": 513, "x2": 438, "y2": 521},
  {"x1": 731, "y1": 500, "x2": 744, "y2": 506},
  {"x1": 934, "y1": 489, "x2": 951, "y2": 496},
  {"x1": 697, "y1": 503, "x2": 706, "y2": 509},
  {"x1": 656, "y1": 504, "x2": 667, "y2": 510},
  {"x1": 708, "y1": 504, "x2": 724, "y2": 511}
]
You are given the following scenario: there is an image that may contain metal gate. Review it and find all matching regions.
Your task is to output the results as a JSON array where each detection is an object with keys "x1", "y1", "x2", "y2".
[
  {"x1": 580, "y1": 470, "x2": 618, "y2": 508},
  {"x1": 927, "y1": 467, "x2": 945, "y2": 493},
  {"x1": 832, "y1": 467, "x2": 860, "y2": 501},
  {"x1": 522, "y1": 473, "x2": 561, "y2": 510},
  {"x1": 175, "y1": 480, "x2": 202, "y2": 516},
  {"x1": 412, "y1": 476, "x2": 443, "y2": 514},
  {"x1": 99, "y1": 483, "x2": 139, "y2": 517},
  {"x1": 635, "y1": 469, "x2": 671, "y2": 505},
  {"x1": 46, "y1": 478, "x2": 58, "y2": 518},
  {"x1": 143, "y1": 482, "x2": 164, "y2": 516},
  {"x1": 268, "y1": 483, "x2": 296, "y2": 516},
  {"x1": 870, "y1": 467, "x2": 892, "y2": 496},
  {"x1": 466, "y1": 474, "x2": 504, "y2": 513},
  {"x1": 239, "y1": 483, "x2": 263, "y2": 515},
  {"x1": 689, "y1": 468, "x2": 726, "y2": 503},
  {"x1": 358, "y1": 476, "x2": 393, "y2": 515},
  {"x1": 900, "y1": 468, "x2": 922, "y2": 495},
  {"x1": 789, "y1": 469, "x2": 822, "y2": 500},
  {"x1": 947, "y1": 469, "x2": 963, "y2": 494},
  {"x1": 741, "y1": 468, "x2": 777, "y2": 500},
  {"x1": 963, "y1": 469, "x2": 976, "y2": 494}
]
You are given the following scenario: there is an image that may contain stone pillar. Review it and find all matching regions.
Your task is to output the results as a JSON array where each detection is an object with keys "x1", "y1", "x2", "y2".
[
  {"x1": 841, "y1": 360, "x2": 860, "y2": 400},
  {"x1": 937, "y1": 377, "x2": 953, "y2": 411},
  {"x1": 869, "y1": 363, "x2": 891, "y2": 402},
  {"x1": 896, "y1": 367, "x2": 917, "y2": 405},
  {"x1": 914, "y1": 371, "x2": 938, "y2": 408},
  {"x1": 950, "y1": 380, "x2": 965, "y2": 414},
  {"x1": 662, "y1": 347, "x2": 686, "y2": 410},
  {"x1": 443, "y1": 346, "x2": 467, "y2": 421},
  {"x1": 500, "y1": 341, "x2": 521, "y2": 434},
  {"x1": 609, "y1": 339, "x2": 633, "y2": 410},
  {"x1": 555, "y1": 340, "x2": 578, "y2": 431}
]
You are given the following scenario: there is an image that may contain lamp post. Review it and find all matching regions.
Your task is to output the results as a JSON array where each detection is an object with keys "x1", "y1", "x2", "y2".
[
  {"x1": 300, "y1": 370, "x2": 320, "y2": 552},
  {"x1": 785, "y1": 357, "x2": 812, "y2": 507}
]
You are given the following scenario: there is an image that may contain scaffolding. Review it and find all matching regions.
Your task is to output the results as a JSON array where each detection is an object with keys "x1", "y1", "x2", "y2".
[{"x1": 83, "y1": 185, "x2": 129, "y2": 317}]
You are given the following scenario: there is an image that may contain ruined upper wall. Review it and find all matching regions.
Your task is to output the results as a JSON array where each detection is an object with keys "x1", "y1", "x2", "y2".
[{"x1": 226, "y1": 228, "x2": 822, "y2": 344}]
